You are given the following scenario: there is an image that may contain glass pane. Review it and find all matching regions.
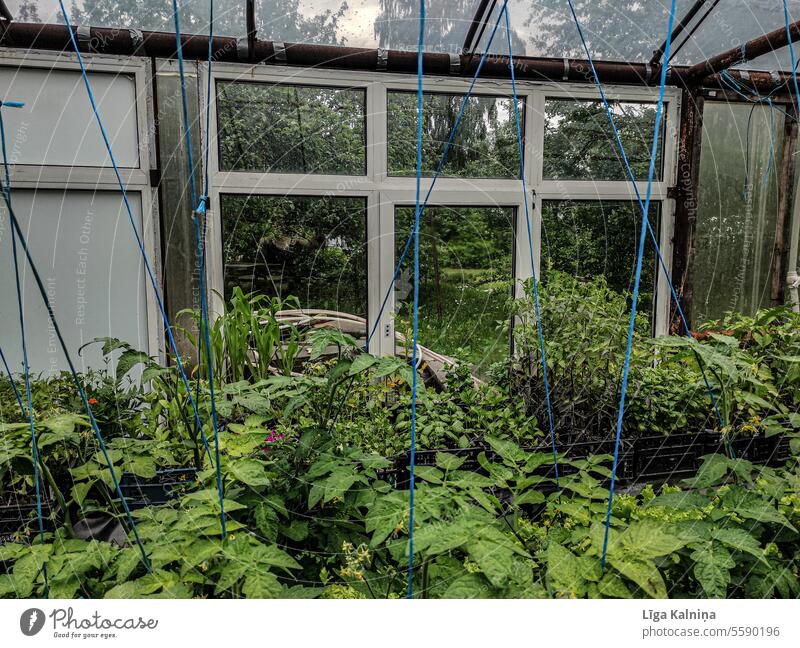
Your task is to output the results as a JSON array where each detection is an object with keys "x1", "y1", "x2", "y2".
[
  {"x1": 394, "y1": 205, "x2": 515, "y2": 374},
  {"x1": 478, "y1": 0, "x2": 697, "y2": 61},
  {"x1": 221, "y1": 194, "x2": 367, "y2": 317},
  {"x1": 217, "y1": 82, "x2": 366, "y2": 175},
  {"x1": 671, "y1": 0, "x2": 800, "y2": 71},
  {"x1": 544, "y1": 99, "x2": 664, "y2": 181},
  {"x1": 388, "y1": 92, "x2": 523, "y2": 178},
  {"x1": 692, "y1": 103, "x2": 785, "y2": 322},
  {"x1": 156, "y1": 72, "x2": 203, "y2": 350},
  {"x1": 541, "y1": 200, "x2": 660, "y2": 320},
  {"x1": 16, "y1": 0, "x2": 245, "y2": 37}
]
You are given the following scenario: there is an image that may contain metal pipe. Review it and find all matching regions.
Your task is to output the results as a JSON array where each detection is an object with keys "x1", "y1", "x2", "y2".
[
  {"x1": 686, "y1": 16, "x2": 800, "y2": 84},
  {"x1": 667, "y1": 0, "x2": 722, "y2": 64},
  {"x1": 650, "y1": 0, "x2": 710, "y2": 66},
  {"x1": 670, "y1": 88, "x2": 705, "y2": 331},
  {"x1": 462, "y1": 0, "x2": 493, "y2": 55},
  {"x1": 0, "y1": 20, "x2": 795, "y2": 92}
]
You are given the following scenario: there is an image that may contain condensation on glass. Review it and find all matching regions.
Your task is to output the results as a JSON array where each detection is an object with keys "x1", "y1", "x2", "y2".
[
  {"x1": 544, "y1": 99, "x2": 664, "y2": 182},
  {"x1": 387, "y1": 91, "x2": 523, "y2": 178},
  {"x1": 393, "y1": 205, "x2": 515, "y2": 374},
  {"x1": 540, "y1": 200, "x2": 661, "y2": 323},
  {"x1": 220, "y1": 194, "x2": 367, "y2": 317},
  {"x1": 692, "y1": 102, "x2": 785, "y2": 322},
  {"x1": 216, "y1": 81, "x2": 366, "y2": 175}
]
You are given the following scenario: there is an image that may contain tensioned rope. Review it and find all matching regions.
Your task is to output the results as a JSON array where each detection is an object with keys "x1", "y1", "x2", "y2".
[
  {"x1": 0, "y1": 127, "x2": 151, "y2": 572},
  {"x1": 503, "y1": 8, "x2": 559, "y2": 488},
  {"x1": 563, "y1": 0, "x2": 734, "y2": 468},
  {"x1": 55, "y1": 0, "x2": 218, "y2": 472},
  {"x1": 0, "y1": 100, "x2": 48, "y2": 596},
  {"x1": 407, "y1": 0, "x2": 425, "y2": 600},
  {"x1": 0, "y1": 345, "x2": 25, "y2": 413},
  {"x1": 564, "y1": 0, "x2": 677, "y2": 570},
  {"x1": 170, "y1": 0, "x2": 226, "y2": 538}
]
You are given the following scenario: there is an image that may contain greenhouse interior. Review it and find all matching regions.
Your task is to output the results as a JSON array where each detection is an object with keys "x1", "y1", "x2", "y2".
[{"x1": 0, "y1": 0, "x2": 799, "y2": 602}]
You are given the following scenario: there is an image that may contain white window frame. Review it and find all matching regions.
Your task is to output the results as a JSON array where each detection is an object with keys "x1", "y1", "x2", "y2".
[
  {"x1": 0, "y1": 49, "x2": 162, "y2": 361},
  {"x1": 202, "y1": 62, "x2": 680, "y2": 356}
]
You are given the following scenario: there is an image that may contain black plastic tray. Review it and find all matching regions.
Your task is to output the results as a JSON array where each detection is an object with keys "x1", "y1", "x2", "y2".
[{"x1": 119, "y1": 467, "x2": 197, "y2": 509}]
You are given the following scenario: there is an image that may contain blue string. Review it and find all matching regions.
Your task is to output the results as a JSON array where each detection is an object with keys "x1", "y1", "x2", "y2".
[
  {"x1": 365, "y1": 0, "x2": 511, "y2": 352},
  {"x1": 0, "y1": 158, "x2": 151, "y2": 574},
  {"x1": 564, "y1": 0, "x2": 676, "y2": 570},
  {"x1": 407, "y1": 0, "x2": 425, "y2": 601},
  {"x1": 171, "y1": 0, "x2": 226, "y2": 537},
  {"x1": 504, "y1": 8, "x2": 559, "y2": 488},
  {"x1": 561, "y1": 3, "x2": 725, "y2": 433},
  {"x1": 172, "y1": 0, "x2": 228, "y2": 538},
  {"x1": 55, "y1": 0, "x2": 216, "y2": 468},
  {"x1": 0, "y1": 104, "x2": 48, "y2": 596}
]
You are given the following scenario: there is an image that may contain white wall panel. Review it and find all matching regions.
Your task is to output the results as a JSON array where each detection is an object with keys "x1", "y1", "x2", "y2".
[
  {"x1": 0, "y1": 190, "x2": 149, "y2": 376},
  {"x1": 0, "y1": 66, "x2": 139, "y2": 168}
]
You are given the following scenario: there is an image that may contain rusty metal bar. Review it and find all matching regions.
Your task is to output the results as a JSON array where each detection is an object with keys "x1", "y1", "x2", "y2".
[
  {"x1": 772, "y1": 102, "x2": 799, "y2": 305},
  {"x1": 670, "y1": 87, "x2": 705, "y2": 332},
  {"x1": 462, "y1": 0, "x2": 493, "y2": 55},
  {"x1": 686, "y1": 17, "x2": 800, "y2": 84},
  {"x1": 650, "y1": 0, "x2": 711, "y2": 66}
]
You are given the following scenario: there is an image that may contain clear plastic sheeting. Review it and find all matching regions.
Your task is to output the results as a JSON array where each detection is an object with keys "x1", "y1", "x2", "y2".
[
  {"x1": 5, "y1": 0, "x2": 800, "y2": 69},
  {"x1": 692, "y1": 102, "x2": 785, "y2": 323}
]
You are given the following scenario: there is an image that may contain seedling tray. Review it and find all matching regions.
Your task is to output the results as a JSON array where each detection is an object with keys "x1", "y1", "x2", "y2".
[
  {"x1": 119, "y1": 467, "x2": 197, "y2": 509},
  {"x1": 0, "y1": 496, "x2": 58, "y2": 546}
]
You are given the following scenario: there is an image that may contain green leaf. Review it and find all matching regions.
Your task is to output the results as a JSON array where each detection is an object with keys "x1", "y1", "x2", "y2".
[
  {"x1": 722, "y1": 487, "x2": 797, "y2": 531},
  {"x1": 685, "y1": 454, "x2": 730, "y2": 488},
  {"x1": 242, "y1": 571, "x2": 282, "y2": 598},
  {"x1": 645, "y1": 491, "x2": 709, "y2": 510},
  {"x1": 607, "y1": 557, "x2": 667, "y2": 598},
  {"x1": 620, "y1": 520, "x2": 688, "y2": 559},
  {"x1": 691, "y1": 542, "x2": 734, "y2": 598},
  {"x1": 254, "y1": 502, "x2": 279, "y2": 542},
  {"x1": 711, "y1": 527, "x2": 767, "y2": 564},
  {"x1": 115, "y1": 349, "x2": 155, "y2": 382},
  {"x1": 348, "y1": 353, "x2": 379, "y2": 375},
  {"x1": 252, "y1": 544, "x2": 302, "y2": 573},
  {"x1": 467, "y1": 540, "x2": 515, "y2": 588},
  {"x1": 546, "y1": 542, "x2": 585, "y2": 597},
  {"x1": 434, "y1": 452, "x2": 465, "y2": 471},
  {"x1": 441, "y1": 573, "x2": 493, "y2": 599},
  {"x1": 227, "y1": 458, "x2": 270, "y2": 487},
  {"x1": 71, "y1": 481, "x2": 93, "y2": 507}
]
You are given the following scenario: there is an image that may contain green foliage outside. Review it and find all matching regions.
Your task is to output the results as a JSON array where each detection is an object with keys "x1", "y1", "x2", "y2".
[{"x1": 1, "y1": 274, "x2": 799, "y2": 599}]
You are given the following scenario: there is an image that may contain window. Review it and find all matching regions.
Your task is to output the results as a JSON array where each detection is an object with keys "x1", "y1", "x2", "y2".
[
  {"x1": 394, "y1": 205, "x2": 515, "y2": 373},
  {"x1": 691, "y1": 102, "x2": 784, "y2": 322},
  {"x1": 387, "y1": 92, "x2": 523, "y2": 178},
  {"x1": 220, "y1": 194, "x2": 368, "y2": 317},
  {"x1": 216, "y1": 81, "x2": 366, "y2": 175},
  {"x1": 544, "y1": 99, "x2": 664, "y2": 181},
  {"x1": 541, "y1": 200, "x2": 661, "y2": 320}
]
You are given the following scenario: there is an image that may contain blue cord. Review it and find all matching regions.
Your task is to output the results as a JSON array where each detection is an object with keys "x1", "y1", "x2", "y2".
[
  {"x1": 561, "y1": 2, "x2": 725, "y2": 432},
  {"x1": 55, "y1": 0, "x2": 216, "y2": 468},
  {"x1": 504, "y1": 8, "x2": 559, "y2": 488},
  {"x1": 0, "y1": 104, "x2": 48, "y2": 596},
  {"x1": 171, "y1": 0, "x2": 226, "y2": 538},
  {"x1": 365, "y1": 0, "x2": 511, "y2": 352},
  {"x1": 563, "y1": 0, "x2": 676, "y2": 570},
  {"x1": 406, "y1": 0, "x2": 425, "y2": 600}
]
